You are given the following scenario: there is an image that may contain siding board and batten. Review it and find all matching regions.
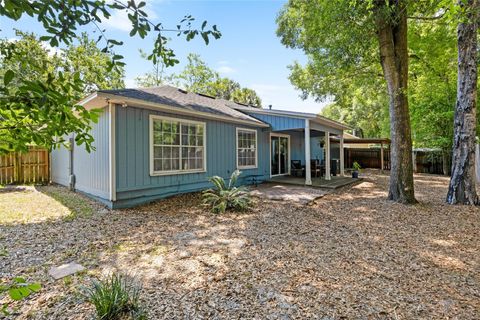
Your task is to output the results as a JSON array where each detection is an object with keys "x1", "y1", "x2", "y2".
[
  {"x1": 246, "y1": 113, "x2": 305, "y2": 131},
  {"x1": 51, "y1": 108, "x2": 111, "y2": 202},
  {"x1": 115, "y1": 106, "x2": 270, "y2": 207},
  {"x1": 50, "y1": 86, "x2": 347, "y2": 208}
]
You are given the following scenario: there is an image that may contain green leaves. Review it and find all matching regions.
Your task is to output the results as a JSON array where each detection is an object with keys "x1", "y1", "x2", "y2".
[
  {"x1": 1, "y1": 276, "x2": 41, "y2": 315},
  {"x1": 1, "y1": 0, "x2": 221, "y2": 78},
  {"x1": 0, "y1": 32, "x2": 121, "y2": 153},
  {"x1": 203, "y1": 170, "x2": 252, "y2": 214},
  {"x1": 3, "y1": 70, "x2": 14, "y2": 86},
  {"x1": 148, "y1": 53, "x2": 261, "y2": 106}
]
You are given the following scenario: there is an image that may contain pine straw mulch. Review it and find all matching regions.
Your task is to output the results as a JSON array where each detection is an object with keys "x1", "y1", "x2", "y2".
[{"x1": 0, "y1": 170, "x2": 479, "y2": 319}]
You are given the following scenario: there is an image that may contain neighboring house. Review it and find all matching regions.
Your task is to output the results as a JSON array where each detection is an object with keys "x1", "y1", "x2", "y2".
[{"x1": 51, "y1": 85, "x2": 349, "y2": 208}]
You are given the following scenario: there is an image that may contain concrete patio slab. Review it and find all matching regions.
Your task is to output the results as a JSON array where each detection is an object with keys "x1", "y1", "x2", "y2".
[
  {"x1": 250, "y1": 183, "x2": 328, "y2": 204},
  {"x1": 48, "y1": 262, "x2": 85, "y2": 280}
]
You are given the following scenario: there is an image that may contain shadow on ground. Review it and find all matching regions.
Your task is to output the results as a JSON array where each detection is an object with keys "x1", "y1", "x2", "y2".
[{"x1": 1, "y1": 171, "x2": 479, "y2": 319}]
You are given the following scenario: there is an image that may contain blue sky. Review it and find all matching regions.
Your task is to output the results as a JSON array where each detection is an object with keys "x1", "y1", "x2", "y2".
[{"x1": 3, "y1": 0, "x2": 329, "y2": 113}]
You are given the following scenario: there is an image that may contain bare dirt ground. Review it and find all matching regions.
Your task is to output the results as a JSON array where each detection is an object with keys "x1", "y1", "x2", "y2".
[{"x1": 1, "y1": 170, "x2": 479, "y2": 319}]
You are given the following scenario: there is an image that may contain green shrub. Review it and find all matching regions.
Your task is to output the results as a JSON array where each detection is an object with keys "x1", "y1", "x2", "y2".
[
  {"x1": 202, "y1": 170, "x2": 252, "y2": 214},
  {"x1": 83, "y1": 273, "x2": 145, "y2": 320},
  {"x1": 353, "y1": 161, "x2": 362, "y2": 171}
]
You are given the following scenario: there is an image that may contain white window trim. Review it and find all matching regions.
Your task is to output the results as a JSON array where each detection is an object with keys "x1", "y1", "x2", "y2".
[
  {"x1": 236, "y1": 127, "x2": 258, "y2": 170},
  {"x1": 149, "y1": 114, "x2": 207, "y2": 176}
]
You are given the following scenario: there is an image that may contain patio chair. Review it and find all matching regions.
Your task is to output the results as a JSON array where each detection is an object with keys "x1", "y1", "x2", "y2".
[
  {"x1": 311, "y1": 159, "x2": 322, "y2": 178},
  {"x1": 291, "y1": 160, "x2": 304, "y2": 177}
]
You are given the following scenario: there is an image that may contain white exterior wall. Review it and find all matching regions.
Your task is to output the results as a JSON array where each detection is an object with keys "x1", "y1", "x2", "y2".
[
  {"x1": 51, "y1": 141, "x2": 70, "y2": 186},
  {"x1": 51, "y1": 108, "x2": 110, "y2": 200},
  {"x1": 74, "y1": 108, "x2": 110, "y2": 200}
]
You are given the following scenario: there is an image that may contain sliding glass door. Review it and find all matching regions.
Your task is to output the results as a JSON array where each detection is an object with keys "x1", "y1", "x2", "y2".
[{"x1": 271, "y1": 135, "x2": 290, "y2": 176}]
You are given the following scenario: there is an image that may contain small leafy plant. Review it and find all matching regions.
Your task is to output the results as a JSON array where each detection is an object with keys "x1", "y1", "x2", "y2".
[
  {"x1": 83, "y1": 273, "x2": 145, "y2": 320},
  {"x1": 0, "y1": 277, "x2": 41, "y2": 316},
  {"x1": 202, "y1": 170, "x2": 252, "y2": 214},
  {"x1": 353, "y1": 161, "x2": 362, "y2": 171}
]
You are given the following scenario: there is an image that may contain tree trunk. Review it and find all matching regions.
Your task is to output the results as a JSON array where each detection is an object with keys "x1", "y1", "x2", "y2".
[
  {"x1": 447, "y1": 0, "x2": 479, "y2": 205},
  {"x1": 375, "y1": 0, "x2": 416, "y2": 204}
]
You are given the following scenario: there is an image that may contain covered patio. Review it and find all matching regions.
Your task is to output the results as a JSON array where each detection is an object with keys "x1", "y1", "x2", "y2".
[{"x1": 249, "y1": 110, "x2": 351, "y2": 186}]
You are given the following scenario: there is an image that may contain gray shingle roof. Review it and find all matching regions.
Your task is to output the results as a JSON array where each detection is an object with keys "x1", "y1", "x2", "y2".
[{"x1": 98, "y1": 85, "x2": 265, "y2": 125}]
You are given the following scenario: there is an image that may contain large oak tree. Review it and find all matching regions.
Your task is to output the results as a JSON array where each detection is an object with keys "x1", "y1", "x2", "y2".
[
  {"x1": 447, "y1": 0, "x2": 479, "y2": 205},
  {"x1": 277, "y1": 0, "x2": 426, "y2": 203}
]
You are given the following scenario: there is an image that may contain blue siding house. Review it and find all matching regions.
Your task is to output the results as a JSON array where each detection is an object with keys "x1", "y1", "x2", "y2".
[{"x1": 51, "y1": 85, "x2": 349, "y2": 208}]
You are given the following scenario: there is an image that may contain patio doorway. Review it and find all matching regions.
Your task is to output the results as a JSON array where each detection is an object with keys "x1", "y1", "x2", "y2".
[{"x1": 271, "y1": 134, "x2": 290, "y2": 176}]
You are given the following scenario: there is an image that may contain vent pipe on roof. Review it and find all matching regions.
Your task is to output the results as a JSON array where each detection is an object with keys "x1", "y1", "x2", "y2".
[{"x1": 268, "y1": 104, "x2": 272, "y2": 110}]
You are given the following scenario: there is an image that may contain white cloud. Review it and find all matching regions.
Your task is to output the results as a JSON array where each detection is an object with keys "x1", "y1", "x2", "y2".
[{"x1": 217, "y1": 65, "x2": 236, "y2": 74}]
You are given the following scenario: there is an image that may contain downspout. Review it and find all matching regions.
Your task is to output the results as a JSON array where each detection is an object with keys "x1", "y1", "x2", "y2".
[
  {"x1": 69, "y1": 136, "x2": 75, "y2": 191},
  {"x1": 109, "y1": 102, "x2": 117, "y2": 202}
]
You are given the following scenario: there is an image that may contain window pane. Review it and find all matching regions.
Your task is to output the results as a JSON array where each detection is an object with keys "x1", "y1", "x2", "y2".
[
  {"x1": 172, "y1": 122, "x2": 179, "y2": 134},
  {"x1": 189, "y1": 147, "x2": 196, "y2": 158},
  {"x1": 153, "y1": 120, "x2": 162, "y2": 131},
  {"x1": 172, "y1": 158, "x2": 180, "y2": 170},
  {"x1": 172, "y1": 146, "x2": 180, "y2": 158},
  {"x1": 154, "y1": 159, "x2": 162, "y2": 171},
  {"x1": 162, "y1": 132, "x2": 171, "y2": 144},
  {"x1": 154, "y1": 146, "x2": 162, "y2": 158},
  {"x1": 195, "y1": 159, "x2": 203, "y2": 170},
  {"x1": 162, "y1": 146, "x2": 171, "y2": 158},
  {"x1": 195, "y1": 147, "x2": 203, "y2": 158},
  {"x1": 188, "y1": 135, "x2": 195, "y2": 146},
  {"x1": 162, "y1": 121, "x2": 170, "y2": 132},
  {"x1": 188, "y1": 159, "x2": 196, "y2": 170},
  {"x1": 153, "y1": 132, "x2": 162, "y2": 144},
  {"x1": 182, "y1": 134, "x2": 188, "y2": 145},
  {"x1": 173, "y1": 133, "x2": 180, "y2": 145},
  {"x1": 163, "y1": 159, "x2": 171, "y2": 171}
]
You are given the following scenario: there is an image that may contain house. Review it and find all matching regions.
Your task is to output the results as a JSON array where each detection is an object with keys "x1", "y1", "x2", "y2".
[{"x1": 51, "y1": 85, "x2": 350, "y2": 208}]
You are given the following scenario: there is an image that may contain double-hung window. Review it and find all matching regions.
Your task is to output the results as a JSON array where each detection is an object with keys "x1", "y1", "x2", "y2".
[
  {"x1": 150, "y1": 115, "x2": 206, "y2": 175},
  {"x1": 236, "y1": 128, "x2": 257, "y2": 169}
]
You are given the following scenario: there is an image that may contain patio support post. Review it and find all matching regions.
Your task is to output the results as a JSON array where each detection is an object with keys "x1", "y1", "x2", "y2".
[
  {"x1": 380, "y1": 142, "x2": 384, "y2": 173},
  {"x1": 325, "y1": 131, "x2": 331, "y2": 180},
  {"x1": 340, "y1": 134, "x2": 345, "y2": 176},
  {"x1": 305, "y1": 119, "x2": 312, "y2": 185}
]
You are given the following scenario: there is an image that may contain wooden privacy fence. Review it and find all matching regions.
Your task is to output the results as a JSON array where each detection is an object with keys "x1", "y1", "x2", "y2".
[
  {"x1": 0, "y1": 148, "x2": 50, "y2": 184},
  {"x1": 345, "y1": 148, "x2": 390, "y2": 170}
]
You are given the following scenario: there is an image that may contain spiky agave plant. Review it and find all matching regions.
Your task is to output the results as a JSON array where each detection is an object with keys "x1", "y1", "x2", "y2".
[{"x1": 202, "y1": 170, "x2": 252, "y2": 213}]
